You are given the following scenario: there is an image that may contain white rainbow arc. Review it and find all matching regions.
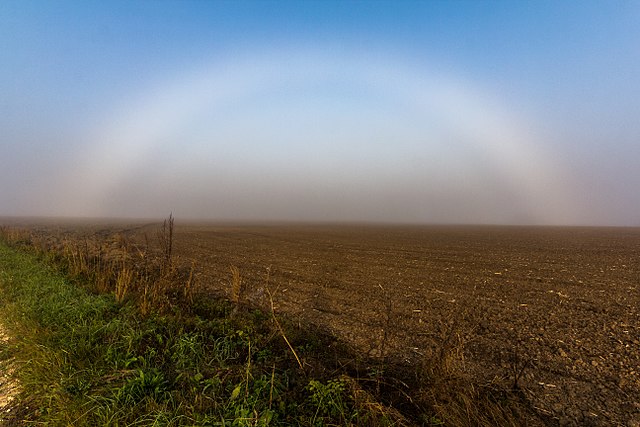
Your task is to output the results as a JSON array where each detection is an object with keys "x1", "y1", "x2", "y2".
[{"x1": 61, "y1": 48, "x2": 575, "y2": 224}]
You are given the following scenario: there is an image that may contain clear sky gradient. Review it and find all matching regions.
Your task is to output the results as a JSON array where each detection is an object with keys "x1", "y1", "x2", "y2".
[{"x1": 2, "y1": 1, "x2": 639, "y2": 225}]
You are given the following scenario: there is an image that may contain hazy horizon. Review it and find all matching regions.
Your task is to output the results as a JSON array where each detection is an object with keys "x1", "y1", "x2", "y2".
[{"x1": 2, "y1": 1, "x2": 639, "y2": 227}]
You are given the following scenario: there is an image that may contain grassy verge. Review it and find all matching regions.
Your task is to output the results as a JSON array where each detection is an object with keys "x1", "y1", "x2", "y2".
[{"x1": 0, "y1": 242, "x2": 408, "y2": 426}]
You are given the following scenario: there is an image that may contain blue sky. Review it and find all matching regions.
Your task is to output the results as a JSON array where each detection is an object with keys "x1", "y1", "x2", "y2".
[{"x1": 1, "y1": 1, "x2": 639, "y2": 225}]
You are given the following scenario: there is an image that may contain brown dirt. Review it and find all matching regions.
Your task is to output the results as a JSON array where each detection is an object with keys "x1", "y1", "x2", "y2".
[{"x1": 4, "y1": 219, "x2": 640, "y2": 426}]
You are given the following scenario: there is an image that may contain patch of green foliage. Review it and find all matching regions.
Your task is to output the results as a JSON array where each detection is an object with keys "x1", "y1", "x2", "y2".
[{"x1": 0, "y1": 243, "x2": 402, "y2": 426}]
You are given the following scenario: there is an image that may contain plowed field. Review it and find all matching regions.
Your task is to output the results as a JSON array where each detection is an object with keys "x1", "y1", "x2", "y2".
[{"x1": 5, "y1": 219, "x2": 640, "y2": 426}]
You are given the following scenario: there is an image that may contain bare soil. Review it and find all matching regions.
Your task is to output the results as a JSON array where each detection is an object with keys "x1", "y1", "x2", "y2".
[{"x1": 4, "y1": 219, "x2": 640, "y2": 426}]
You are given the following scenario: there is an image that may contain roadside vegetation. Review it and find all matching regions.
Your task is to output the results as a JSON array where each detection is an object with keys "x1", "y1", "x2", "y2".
[{"x1": 0, "y1": 219, "x2": 533, "y2": 426}]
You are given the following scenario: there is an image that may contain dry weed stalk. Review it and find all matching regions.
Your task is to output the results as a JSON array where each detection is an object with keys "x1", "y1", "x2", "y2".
[
  {"x1": 115, "y1": 262, "x2": 133, "y2": 303},
  {"x1": 138, "y1": 276, "x2": 165, "y2": 317},
  {"x1": 140, "y1": 283, "x2": 152, "y2": 316},
  {"x1": 365, "y1": 284, "x2": 396, "y2": 395},
  {"x1": 157, "y1": 213, "x2": 174, "y2": 273},
  {"x1": 132, "y1": 214, "x2": 182, "y2": 314},
  {"x1": 378, "y1": 285, "x2": 394, "y2": 362},
  {"x1": 265, "y1": 285, "x2": 303, "y2": 369},
  {"x1": 94, "y1": 263, "x2": 113, "y2": 294},
  {"x1": 509, "y1": 344, "x2": 533, "y2": 390},
  {"x1": 91, "y1": 245, "x2": 112, "y2": 294},
  {"x1": 229, "y1": 265, "x2": 243, "y2": 305}
]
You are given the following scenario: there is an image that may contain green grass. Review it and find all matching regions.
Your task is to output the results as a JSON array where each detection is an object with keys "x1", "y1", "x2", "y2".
[{"x1": 0, "y1": 242, "x2": 406, "y2": 426}]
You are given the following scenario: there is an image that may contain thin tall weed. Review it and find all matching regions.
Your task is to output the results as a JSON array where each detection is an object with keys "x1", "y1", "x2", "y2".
[
  {"x1": 265, "y1": 285, "x2": 303, "y2": 369},
  {"x1": 229, "y1": 265, "x2": 244, "y2": 305},
  {"x1": 157, "y1": 213, "x2": 174, "y2": 273}
]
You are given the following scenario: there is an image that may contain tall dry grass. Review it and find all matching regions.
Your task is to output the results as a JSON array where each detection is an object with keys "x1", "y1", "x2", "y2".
[
  {"x1": 229, "y1": 264, "x2": 243, "y2": 305},
  {"x1": 115, "y1": 262, "x2": 133, "y2": 303},
  {"x1": 0, "y1": 216, "x2": 196, "y2": 317}
]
